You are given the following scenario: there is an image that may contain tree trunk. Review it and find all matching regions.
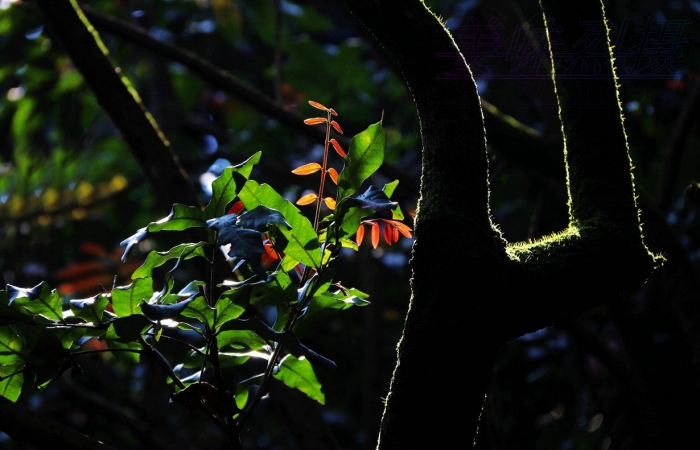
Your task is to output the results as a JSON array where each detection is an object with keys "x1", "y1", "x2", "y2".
[{"x1": 340, "y1": 1, "x2": 658, "y2": 448}]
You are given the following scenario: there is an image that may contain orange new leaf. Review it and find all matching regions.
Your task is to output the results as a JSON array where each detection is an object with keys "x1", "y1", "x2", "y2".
[
  {"x1": 331, "y1": 120, "x2": 343, "y2": 134},
  {"x1": 323, "y1": 197, "x2": 336, "y2": 210},
  {"x1": 329, "y1": 108, "x2": 338, "y2": 116},
  {"x1": 296, "y1": 193, "x2": 318, "y2": 205},
  {"x1": 384, "y1": 222, "x2": 394, "y2": 245},
  {"x1": 356, "y1": 224, "x2": 365, "y2": 247},
  {"x1": 393, "y1": 227, "x2": 400, "y2": 243},
  {"x1": 327, "y1": 168, "x2": 339, "y2": 184},
  {"x1": 308, "y1": 100, "x2": 328, "y2": 111},
  {"x1": 292, "y1": 162, "x2": 322, "y2": 175},
  {"x1": 330, "y1": 138, "x2": 346, "y2": 157},
  {"x1": 370, "y1": 221, "x2": 380, "y2": 249},
  {"x1": 304, "y1": 117, "x2": 327, "y2": 125}
]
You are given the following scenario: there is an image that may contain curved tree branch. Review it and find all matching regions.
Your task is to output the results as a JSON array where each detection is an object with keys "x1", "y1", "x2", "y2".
[{"x1": 34, "y1": 0, "x2": 199, "y2": 212}]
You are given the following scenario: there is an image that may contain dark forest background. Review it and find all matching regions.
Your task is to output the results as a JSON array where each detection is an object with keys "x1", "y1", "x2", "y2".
[{"x1": 1, "y1": 0, "x2": 699, "y2": 449}]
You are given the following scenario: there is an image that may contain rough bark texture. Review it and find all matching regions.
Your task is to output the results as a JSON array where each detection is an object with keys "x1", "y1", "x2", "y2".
[{"x1": 340, "y1": 1, "x2": 658, "y2": 448}]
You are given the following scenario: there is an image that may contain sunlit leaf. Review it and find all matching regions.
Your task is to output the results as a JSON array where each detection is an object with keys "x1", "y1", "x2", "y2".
[
  {"x1": 327, "y1": 168, "x2": 339, "y2": 184},
  {"x1": 181, "y1": 296, "x2": 215, "y2": 329},
  {"x1": 9, "y1": 283, "x2": 62, "y2": 322},
  {"x1": 292, "y1": 163, "x2": 322, "y2": 175},
  {"x1": 112, "y1": 277, "x2": 153, "y2": 317},
  {"x1": 308, "y1": 100, "x2": 328, "y2": 111},
  {"x1": 356, "y1": 223, "x2": 365, "y2": 247},
  {"x1": 304, "y1": 117, "x2": 327, "y2": 125},
  {"x1": 147, "y1": 204, "x2": 206, "y2": 233},
  {"x1": 214, "y1": 297, "x2": 245, "y2": 330},
  {"x1": 330, "y1": 139, "x2": 346, "y2": 157},
  {"x1": 274, "y1": 355, "x2": 325, "y2": 405},
  {"x1": 383, "y1": 180, "x2": 404, "y2": 220},
  {"x1": 337, "y1": 121, "x2": 386, "y2": 200},
  {"x1": 370, "y1": 221, "x2": 380, "y2": 249},
  {"x1": 204, "y1": 153, "x2": 261, "y2": 219},
  {"x1": 323, "y1": 197, "x2": 336, "y2": 210},
  {"x1": 239, "y1": 181, "x2": 321, "y2": 269},
  {"x1": 296, "y1": 193, "x2": 318, "y2": 205},
  {"x1": 384, "y1": 221, "x2": 393, "y2": 245},
  {"x1": 69, "y1": 294, "x2": 110, "y2": 324},
  {"x1": 131, "y1": 242, "x2": 209, "y2": 280}
]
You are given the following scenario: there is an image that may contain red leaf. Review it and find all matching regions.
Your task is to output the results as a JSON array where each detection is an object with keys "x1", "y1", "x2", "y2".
[
  {"x1": 329, "y1": 108, "x2": 338, "y2": 116},
  {"x1": 304, "y1": 117, "x2": 327, "y2": 125},
  {"x1": 393, "y1": 227, "x2": 400, "y2": 243},
  {"x1": 308, "y1": 100, "x2": 328, "y2": 111},
  {"x1": 327, "y1": 168, "x2": 339, "y2": 185},
  {"x1": 330, "y1": 138, "x2": 346, "y2": 157},
  {"x1": 356, "y1": 224, "x2": 365, "y2": 247},
  {"x1": 296, "y1": 193, "x2": 318, "y2": 205},
  {"x1": 292, "y1": 163, "x2": 322, "y2": 175},
  {"x1": 384, "y1": 222, "x2": 394, "y2": 245},
  {"x1": 228, "y1": 200, "x2": 245, "y2": 215},
  {"x1": 370, "y1": 221, "x2": 380, "y2": 249},
  {"x1": 331, "y1": 120, "x2": 343, "y2": 134}
]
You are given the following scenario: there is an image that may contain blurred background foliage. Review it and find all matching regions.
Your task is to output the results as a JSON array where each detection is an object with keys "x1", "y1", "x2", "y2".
[{"x1": 0, "y1": 0, "x2": 699, "y2": 449}]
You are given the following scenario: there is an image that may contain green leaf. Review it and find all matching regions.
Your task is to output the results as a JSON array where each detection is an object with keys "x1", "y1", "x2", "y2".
[
  {"x1": 250, "y1": 271, "x2": 296, "y2": 307},
  {"x1": 234, "y1": 374, "x2": 264, "y2": 410},
  {"x1": 301, "y1": 288, "x2": 370, "y2": 325},
  {"x1": 69, "y1": 294, "x2": 110, "y2": 324},
  {"x1": 239, "y1": 180, "x2": 321, "y2": 269},
  {"x1": 383, "y1": 180, "x2": 404, "y2": 220},
  {"x1": 337, "y1": 121, "x2": 386, "y2": 200},
  {"x1": 0, "y1": 326, "x2": 26, "y2": 364},
  {"x1": 204, "y1": 152, "x2": 261, "y2": 219},
  {"x1": 105, "y1": 315, "x2": 152, "y2": 343},
  {"x1": 112, "y1": 278, "x2": 153, "y2": 317},
  {"x1": 9, "y1": 283, "x2": 63, "y2": 322},
  {"x1": 217, "y1": 330, "x2": 267, "y2": 351},
  {"x1": 180, "y1": 296, "x2": 215, "y2": 329},
  {"x1": 214, "y1": 298, "x2": 245, "y2": 330},
  {"x1": 0, "y1": 363, "x2": 23, "y2": 402},
  {"x1": 147, "y1": 204, "x2": 207, "y2": 233},
  {"x1": 131, "y1": 242, "x2": 209, "y2": 280},
  {"x1": 274, "y1": 355, "x2": 325, "y2": 405}
]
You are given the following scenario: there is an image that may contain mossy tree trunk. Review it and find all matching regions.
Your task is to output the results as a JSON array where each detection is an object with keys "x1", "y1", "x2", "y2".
[{"x1": 340, "y1": 1, "x2": 659, "y2": 448}]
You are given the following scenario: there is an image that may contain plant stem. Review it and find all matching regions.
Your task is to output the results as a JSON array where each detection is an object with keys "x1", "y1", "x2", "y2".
[{"x1": 312, "y1": 110, "x2": 332, "y2": 233}]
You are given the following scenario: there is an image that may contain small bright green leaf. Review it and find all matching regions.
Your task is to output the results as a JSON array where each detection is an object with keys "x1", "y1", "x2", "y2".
[
  {"x1": 0, "y1": 326, "x2": 26, "y2": 364},
  {"x1": 301, "y1": 288, "x2": 370, "y2": 325},
  {"x1": 112, "y1": 278, "x2": 153, "y2": 317},
  {"x1": 239, "y1": 180, "x2": 321, "y2": 268},
  {"x1": 337, "y1": 121, "x2": 386, "y2": 200},
  {"x1": 131, "y1": 242, "x2": 209, "y2": 280},
  {"x1": 274, "y1": 355, "x2": 325, "y2": 405}
]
